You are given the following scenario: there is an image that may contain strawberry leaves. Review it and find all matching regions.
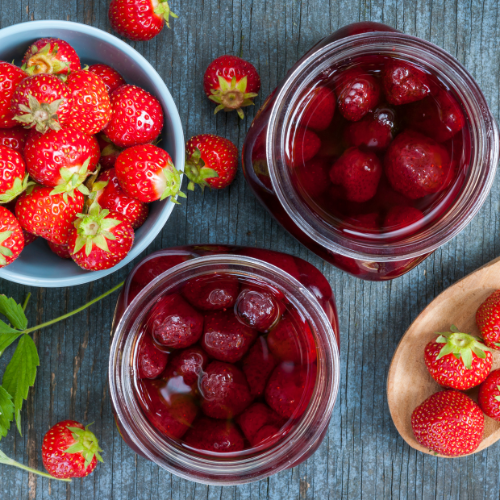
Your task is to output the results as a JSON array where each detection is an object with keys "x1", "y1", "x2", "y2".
[
  {"x1": 0, "y1": 387, "x2": 14, "y2": 438},
  {"x1": 0, "y1": 294, "x2": 28, "y2": 330}
]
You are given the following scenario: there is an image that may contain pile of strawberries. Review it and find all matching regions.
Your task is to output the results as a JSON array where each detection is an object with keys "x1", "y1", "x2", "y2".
[{"x1": 411, "y1": 290, "x2": 500, "y2": 456}]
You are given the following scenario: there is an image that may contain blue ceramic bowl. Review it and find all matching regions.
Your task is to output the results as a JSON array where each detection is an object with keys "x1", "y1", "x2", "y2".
[{"x1": 0, "y1": 20, "x2": 184, "y2": 288}]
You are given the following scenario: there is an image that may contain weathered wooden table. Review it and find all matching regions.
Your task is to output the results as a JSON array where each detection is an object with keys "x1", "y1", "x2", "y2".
[{"x1": 1, "y1": 0, "x2": 499, "y2": 498}]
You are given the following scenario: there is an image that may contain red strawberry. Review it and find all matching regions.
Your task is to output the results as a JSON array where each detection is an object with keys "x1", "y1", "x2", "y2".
[
  {"x1": 411, "y1": 390, "x2": 483, "y2": 456},
  {"x1": 22, "y1": 229, "x2": 38, "y2": 246},
  {"x1": 136, "y1": 330, "x2": 169, "y2": 379},
  {"x1": 476, "y1": 290, "x2": 500, "y2": 350},
  {"x1": 15, "y1": 186, "x2": 84, "y2": 244},
  {"x1": 203, "y1": 55, "x2": 261, "y2": 119},
  {"x1": 235, "y1": 402, "x2": 285, "y2": 444},
  {"x1": 109, "y1": 0, "x2": 177, "y2": 41},
  {"x1": 88, "y1": 64, "x2": 125, "y2": 93},
  {"x1": 0, "y1": 63, "x2": 27, "y2": 129},
  {"x1": 202, "y1": 310, "x2": 258, "y2": 362},
  {"x1": 0, "y1": 145, "x2": 31, "y2": 204},
  {"x1": 64, "y1": 70, "x2": 112, "y2": 136},
  {"x1": 346, "y1": 105, "x2": 397, "y2": 150},
  {"x1": 91, "y1": 168, "x2": 149, "y2": 229},
  {"x1": 185, "y1": 134, "x2": 238, "y2": 190},
  {"x1": 148, "y1": 294, "x2": 204, "y2": 349},
  {"x1": 296, "y1": 86, "x2": 336, "y2": 131},
  {"x1": 115, "y1": 144, "x2": 184, "y2": 203},
  {"x1": 329, "y1": 147, "x2": 382, "y2": 202},
  {"x1": 0, "y1": 126, "x2": 29, "y2": 154},
  {"x1": 182, "y1": 273, "x2": 240, "y2": 311},
  {"x1": 0, "y1": 206, "x2": 24, "y2": 268},
  {"x1": 164, "y1": 347, "x2": 209, "y2": 387},
  {"x1": 235, "y1": 286, "x2": 285, "y2": 332},
  {"x1": 95, "y1": 133, "x2": 123, "y2": 171},
  {"x1": 478, "y1": 369, "x2": 500, "y2": 421},
  {"x1": 287, "y1": 126, "x2": 321, "y2": 168},
  {"x1": 251, "y1": 424, "x2": 283, "y2": 447},
  {"x1": 10, "y1": 74, "x2": 71, "y2": 133},
  {"x1": 242, "y1": 337, "x2": 277, "y2": 397},
  {"x1": 384, "y1": 130, "x2": 450, "y2": 199},
  {"x1": 22, "y1": 38, "x2": 80, "y2": 77},
  {"x1": 68, "y1": 203, "x2": 134, "y2": 271},
  {"x1": 183, "y1": 417, "x2": 244, "y2": 452},
  {"x1": 384, "y1": 206, "x2": 424, "y2": 231},
  {"x1": 200, "y1": 361, "x2": 253, "y2": 419},
  {"x1": 47, "y1": 241, "x2": 72, "y2": 259},
  {"x1": 381, "y1": 60, "x2": 430, "y2": 105},
  {"x1": 105, "y1": 85, "x2": 164, "y2": 148},
  {"x1": 42, "y1": 420, "x2": 103, "y2": 479},
  {"x1": 424, "y1": 326, "x2": 493, "y2": 390},
  {"x1": 294, "y1": 158, "x2": 331, "y2": 198},
  {"x1": 342, "y1": 212, "x2": 380, "y2": 234}
]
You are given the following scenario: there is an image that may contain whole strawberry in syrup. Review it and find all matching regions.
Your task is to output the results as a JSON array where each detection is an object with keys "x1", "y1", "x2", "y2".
[
  {"x1": 381, "y1": 60, "x2": 430, "y2": 105},
  {"x1": 0, "y1": 145, "x2": 31, "y2": 204},
  {"x1": 22, "y1": 38, "x2": 81, "y2": 76},
  {"x1": 478, "y1": 369, "x2": 500, "y2": 421},
  {"x1": 88, "y1": 64, "x2": 125, "y2": 93},
  {"x1": 185, "y1": 134, "x2": 238, "y2": 190},
  {"x1": 0, "y1": 62, "x2": 27, "y2": 128},
  {"x1": 297, "y1": 86, "x2": 336, "y2": 131},
  {"x1": 287, "y1": 126, "x2": 321, "y2": 168},
  {"x1": 204, "y1": 55, "x2": 261, "y2": 119},
  {"x1": 476, "y1": 290, "x2": 500, "y2": 349},
  {"x1": 183, "y1": 417, "x2": 244, "y2": 452},
  {"x1": 0, "y1": 126, "x2": 29, "y2": 154},
  {"x1": 0, "y1": 206, "x2": 24, "y2": 268}
]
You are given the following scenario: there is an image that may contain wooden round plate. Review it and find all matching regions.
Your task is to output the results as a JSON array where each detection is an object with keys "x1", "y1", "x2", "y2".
[{"x1": 387, "y1": 256, "x2": 500, "y2": 457}]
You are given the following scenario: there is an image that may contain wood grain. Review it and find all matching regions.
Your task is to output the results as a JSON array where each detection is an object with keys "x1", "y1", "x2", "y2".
[{"x1": 0, "y1": 0, "x2": 499, "y2": 499}]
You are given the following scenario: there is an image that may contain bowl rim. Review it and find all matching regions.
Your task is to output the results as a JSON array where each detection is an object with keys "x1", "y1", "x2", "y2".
[{"x1": 0, "y1": 20, "x2": 185, "y2": 288}]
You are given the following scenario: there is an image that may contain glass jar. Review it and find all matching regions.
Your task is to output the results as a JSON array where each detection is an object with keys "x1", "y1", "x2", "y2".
[
  {"x1": 242, "y1": 22, "x2": 499, "y2": 281},
  {"x1": 109, "y1": 245, "x2": 340, "y2": 485}
]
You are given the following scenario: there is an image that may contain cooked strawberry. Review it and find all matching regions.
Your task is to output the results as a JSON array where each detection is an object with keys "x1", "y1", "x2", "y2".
[
  {"x1": 115, "y1": 144, "x2": 184, "y2": 203},
  {"x1": 478, "y1": 369, "x2": 500, "y2": 421},
  {"x1": 476, "y1": 290, "x2": 500, "y2": 350},
  {"x1": 381, "y1": 60, "x2": 430, "y2": 105},
  {"x1": 287, "y1": 126, "x2": 321, "y2": 168},
  {"x1": 411, "y1": 390, "x2": 483, "y2": 456},
  {"x1": 183, "y1": 417, "x2": 244, "y2": 452},
  {"x1": 22, "y1": 38, "x2": 80, "y2": 76},
  {"x1": 0, "y1": 62, "x2": 27, "y2": 129},
  {"x1": 136, "y1": 330, "x2": 169, "y2": 379},
  {"x1": 182, "y1": 273, "x2": 240, "y2": 311},
  {"x1": 251, "y1": 424, "x2": 283, "y2": 447},
  {"x1": 0, "y1": 126, "x2": 29, "y2": 154},
  {"x1": 384, "y1": 130, "x2": 450, "y2": 199},
  {"x1": 242, "y1": 336, "x2": 277, "y2": 397},
  {"x1": 95, "y1": 133, "x2": 123, "y2": 171},
  {"x1": 0, "y1": 145, "x2": 31, "y2": 204},
  {"x1": 10, "y1": 74, "x2": 71, "y2": 133},
  {"x1": 342, "y1": 212, "x2": 380, "y2": 234},
  {"x1": 235, "y1": 402, "x2": 285, "y2": 444},
  {"x1": 235, "y1": 285, "x2": 285, "y2": 331},
  {"x1": 203, "y1": 55, "x2": 260, "y2": 119},
  {"x1": 68, "y1": 202, "x2": 134, "y2": 271},
  {"x1": 91, "y1": 168, "x2": 149, "y2": 229},
  {"x1": 88, "y1": 64, "x2": 125, "y2": 93},
  {"x1": 109, "y1": 0, "x2": 177, "y2": 41},
  {"x1": 329, "y1": 147, "x2": 382, "y2": 202},
  {"x1": 185, "y1": 134, "x2": 238, "y2": 190},
  {"x1": 384, "y1": 206, "x2": 424, "y2": 231},
  {"x1": 0, "y1": 206, "x2": 24, "y2": 268},
  {"x1": 15, "y1": 186, "x2": 84, "y2": 244},
  {"x1": 297, "y1": 86, "x2": 336, "y2": 131},
  {"x1": 294, "y1": 158, "x2": 331, "y2": 198},
  {"x1": 164, "y1": 346, "x2": 209, "y2": 386},
  {"x1": 346, "y1": 105, "x2": 397, "y2": 150},
  {"x1": 105, "y1": 85, "x2": 164, "y2": 148},
  {"x1": 47, "y1": 241, "x2": 72, "y2": 259}
]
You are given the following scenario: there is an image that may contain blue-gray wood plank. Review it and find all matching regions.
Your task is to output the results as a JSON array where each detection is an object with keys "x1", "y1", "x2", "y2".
[{"x1": 0, "y1": 0, "x2": 499, "y2": 498}]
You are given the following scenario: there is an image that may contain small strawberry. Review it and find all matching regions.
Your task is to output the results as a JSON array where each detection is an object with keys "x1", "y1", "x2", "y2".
[
  {"x1": 10, "y1": 74, "x2": 71, "y2": 133},
  {"x1": 22, "y1": 38, "x2": 81, "y2": 77},
  {"x1": 296, "y1": 86, "x2": 336, "y2": 131},
  {"x1": 15, "y1": 186, "x2": 84, "y2": 244},
  {"x1": 383, "y1": 206, "x2": 424, "y2": 232},
  {"x1": 164, "y1": 347, "x2": 209, "y2": 387},
  {"x1": 478, "y1": 369, "x2": 500, "y2": 421},
  {"x1": 424, "y1": 326, "x2": 493, "y2": 390},
  {"x1": 0, "y1": 206, "x2": 24, "y2": 268},
  {"x1": 0, "y1": 145, "x2": 31, "y2": 204},
  {"x1": 47, "y1": 241, "x2": 72, "y2": 259},
  {"x1": 0, "y1": 126, "x2": 29, "y2": 154},
  {"x1": 242, "y1": 337, "x2": 277, "y2": 398},
  {"x1": 95, "y1": 133, "x2": 123, "y2": 171},
  {"x1": 381, "y1": 60, "x2": 430, "y2": 105},
  {"x1": 0, "y1": 62, "x2": 27, "y2": 129},
  {"x1": 68, "y1": 202, "x2": 134, "y2": 271},
  {"x1": 287, "y1": 126, "x2": 321, "y2": 168},
  {"x1": 476, "y1": 290, "x2": 500, "y2": 350},
  {"x1": 203, "y1": 55, "x2": 260, "y2": 119},
  {"x1": 88, "y1": 64, "x2": 125, "y2": 93},
  {"x1": 183, "y1": 417, "x2": 244, "y2": 452},
  {"x1": 235, "y1": 402, "x2": 285, "y2": 445},
  {"x1": 182, "y1": 273, "x2": 240, "y2": 311},
  {"x1": 115, "y1": 144, "x2": 184, "y2": 203},
  {"x1": 109, "y1": 0, "x2": 177, "y2": 41},
  {"x1": 42, "y1": 420, "x2": 103, "y2": 479},
  {"x1": 136, "y1": 330, "x2": 169, "y2": 379},
  {"x1": 411, "y1": 390, "x2": 483, "y2": 456},
  {"x1": 185, "y1": 134, "x2": 238, "y2": 190}
]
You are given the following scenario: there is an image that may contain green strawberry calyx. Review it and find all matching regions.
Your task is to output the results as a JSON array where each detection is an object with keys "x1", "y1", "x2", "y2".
[
  {"x1": 153, "y1": 0, "x2": 178, "y2": 28},
  {"x1": 159, "y1": 160, "x2": 186, "y2": 204},
  {"x1": 0, "y1": 174, "x2": 34, "y2": 204},
  {"x1": 209, "y1": 75, "x2": 259, "y2": 119},
  {"x1": 14, "y1": 93, "x2": 65, "y2": 133},
  {"x1": 22, "y1": 43, "x2": 70, "y2": 76},
  {"x1": 184, "y1": 147, "x2": 219, "y2": 192},
  {"x1": 0, "y1": 230, "x2": 14, "y2": 266},
  {"x1": 50, "y1": 157, "x2": 92, "y2": 201},
  {"x1": 435, "y1": 325, "x2": 492, "y2": 370},
  {"x1": 495, "y1": 386, "x2": 500, "y2": 404},
  {"x1": 64, "y1": 423, "x2": 104, "y2": 469}
]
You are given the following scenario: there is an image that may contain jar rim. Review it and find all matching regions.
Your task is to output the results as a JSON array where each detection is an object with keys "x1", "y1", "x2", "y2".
[{"x1": 267, "y1": 31, "x2": 499, "y2": 261}]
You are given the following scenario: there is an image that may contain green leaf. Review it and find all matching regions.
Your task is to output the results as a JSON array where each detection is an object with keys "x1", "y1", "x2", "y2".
[
  {"x1": 0, "y1": 386, "x2": 14, "y2": 439},
  {"x1": 2, "y1": 335, "x2": 39, "y2": 435},
  {"x1": 0, "y1": 295, "x2": 28, "y2": 330},
  {"x1": 0, "y1": 320, "x2": 20, "y2": 334},
  {"x1": 0, "y1": 331, "x2": 23, "y2": 357}
]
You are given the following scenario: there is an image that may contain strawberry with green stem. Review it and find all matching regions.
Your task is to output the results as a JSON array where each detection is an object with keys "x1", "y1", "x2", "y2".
[
  {"x1": 0, "y1": 145, "x2": 32, "y2": 204},
  {"x1": 22, "y1": 38, "x2": 81, "y2": 77},
  {"x1": 0, "y1": 207, "x2": 24, "y2": 268}
]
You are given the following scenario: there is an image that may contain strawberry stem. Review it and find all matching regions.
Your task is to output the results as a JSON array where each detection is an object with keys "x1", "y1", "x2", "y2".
[{"x1": 22, "y1": 293, "x2": 31, "y2": 312}]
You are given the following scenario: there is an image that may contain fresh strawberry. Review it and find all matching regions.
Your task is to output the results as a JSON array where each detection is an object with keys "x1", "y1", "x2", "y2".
[
  {"x1": 235, "y1": 402, "x2": 285, "y2": 445},
  {"x1": 136, "y1": 330, "x2": 169, "y2": 379},
  {"x1": 296, "y1": 86, "x2": 336, "y2": 131},
  {"x1": 242, "y1": 337, "x2": 277, "y2": 397},
  {"x1": 0, "y1": 145, "x2": 31, "y2": 203},
  {"x1": 203, "y1": 55, "x2": 261, "y2": 119},
  {"x1": 185, "y1": 134, "x2": 238, "y2": 190},
  {"x1": 235, "y1": 285, "x2": 285, "y2": 331},
  {"x1": 47, "y1": 241, "x2": 72, "y2": 259},
  {"x1": 24, "y1": 127, "x2": 99, "y2": 191},
  {"x1": 95, "y1": 133, "x2": 123, "y2": 171},
  {"x1": 0, "y1": 206, "x2": 24, "y2": 268},
  {"x1": 90, "y1": 168, "x2": 149, "y2": 229},
  {"x1": 329, "y1": 147, "x2": 382, "y2": 202},
  {"x1": 384, "y1": 206, "x2": 424, "y2": 231},
  {"x1": 200, "y1": 361, "x2": 253, "y2": 419},
  {"x1": 346, "y1": 105, "x2": 397, "y2": 150},
  {"x1": 287, "y1": 126, "x2": 321, "y2": 168},
  {"x1": 22, "y1": 38, "x2": 80, "y2": 76},
  {"x1": 148, "y1": 294, "x2": 204, "y2": 349},
  {"x1": 22, "y1": 229, "x2": 38, "y2": 246},
  {"x1": 381, "y1": 60, "x2": 430, "y2": 105},
  {"x1": 105, "y1": 85, "x2": 164, "y2": 148},
  {"x1": 115, "y1": 144, "x2": 184, "y2": 203},
  {"x1": 182, "y1": 273, "x2": 240, "y2": 311},
  {"x1": 183, "y1": 417, "x2": 244, "y2": 452},
  {"x1": 164, "y1": 347, "x2": 209, "y2": 387},
  {"x1": 68, "y1": 203, "x2": 134, "y2": 271},
  {"x1": 0, "y1": 62, "x2": 27, "y2": 129},
  {"x1": 478, "y1": 369, "x2": 500, "y2": 421},
  {"x1": 109, "y1": 0, "x2": 177, "y2": 41},
  {"x1": 42, "y1": 420, "x2": 103, "y2": 479},
  {"x1": 294, "y1": 158, "x2": 331, "y2": 198},
  {"x1": 15, "y1": 186, "x2": 84, "y2": 244},
  {"x1": 10, "y1": 74, "x2": 71, "y2": 133},
  {"x1": 0, "y1": 126, "x2": 29, "y2": 154},
  {"x1": 384, "y1": 130, "x2": 450, "y2": 199},
  {"x1": 411, "y1": 390, "x2": 483, "y2": 456},
  {"x1": 424, "y1": 326, "x2": 493, "y2": 390},
  {"x1": 88, "y1": 64, "x2": 125, "y2": 93},
  {"x1": 476, "y1": 290, "x2": 500, "y2": 350}
]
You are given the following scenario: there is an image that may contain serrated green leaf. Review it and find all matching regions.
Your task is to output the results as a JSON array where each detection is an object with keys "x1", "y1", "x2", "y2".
[
  {"x1": 0, "y1": 331, "x2": 23, "y2": 357},
  {"x1": 2, "y1": 335, "x2": 39, "y2": 435},
  {"x1": 0, "y1": 320, "x2": 20, "y2": 335},
  {"x1": 0, "y1": 386, "x2": 14, "y2": 439},
  {"x1": 0, "y1": 295, "x2": 28, "y2": 330}
]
